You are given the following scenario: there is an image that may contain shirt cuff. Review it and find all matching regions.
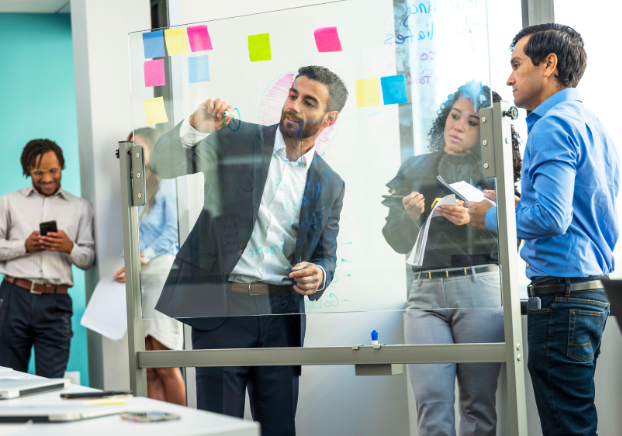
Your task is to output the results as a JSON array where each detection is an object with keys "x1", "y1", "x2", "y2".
[
  {"x1": 180, "y1": 116, "x2": 210, "y2": 148},
  {"x1": 485, "y1": 206, "x2": 498, "y2": 233},
  {"x1": 142, "y1": 246, "x2": 156, "y2": 263},
  {"x1": 12, "y1": 239, "x2": 27, "y2": 257},
  {"x1": 316, "y1": 265, "x2": 327, "y2": 292}
]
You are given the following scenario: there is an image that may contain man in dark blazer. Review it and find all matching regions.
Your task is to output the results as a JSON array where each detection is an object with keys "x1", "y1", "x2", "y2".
[{"x1": 149, "y1": 66, "x2": 348, "y2": 436}]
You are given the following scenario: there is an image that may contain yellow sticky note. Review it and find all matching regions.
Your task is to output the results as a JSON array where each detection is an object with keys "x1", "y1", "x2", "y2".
[
  {"x1": 143, "y1": 97, "x2": 168, "y2": 125},
  {"x1": 248, "y1": 33, "x2": 272, "y2": 62},
  {"x1": 164, "y1": 28, "x2": 188, "y2": 55},
  {"x1": 355, "y1": 78, "x2": 381, "y2": 108}
]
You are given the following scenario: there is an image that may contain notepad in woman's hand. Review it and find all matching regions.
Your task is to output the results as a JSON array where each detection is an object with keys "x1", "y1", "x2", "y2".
[
  {"x1": 437, "y1": 176, "x2": 495, "y2": 204},
  {"x1": 406, "y1": 194, "x2": 456, "y2": 266}
]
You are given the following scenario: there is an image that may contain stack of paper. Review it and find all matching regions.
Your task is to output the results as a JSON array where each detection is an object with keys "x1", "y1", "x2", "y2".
[
  {"x1": 437, "y1": 175, "x2": 495, "y2": 205},
  {"x1": 80, "y1": 277, "x2": 127, "y2": 341},
  {"x1": 406, "y1": 194, "x2": 456, "y2": 266}
]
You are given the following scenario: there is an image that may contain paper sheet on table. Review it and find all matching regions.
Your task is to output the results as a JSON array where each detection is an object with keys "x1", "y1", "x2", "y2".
[
  {"x1": 406, "y1": 194, "x2": 456, "y2": 266},
  {"x1": 80, "y1": 277, "x2": 127, "y2": 341},
  {"x1": 437, "y1": 176, "x2": 495, "y2": 205}
]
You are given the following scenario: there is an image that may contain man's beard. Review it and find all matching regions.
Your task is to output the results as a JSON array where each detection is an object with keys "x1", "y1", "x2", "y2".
[{"x1": 279, "y1": 110, "x2": 323, "y2": 141}]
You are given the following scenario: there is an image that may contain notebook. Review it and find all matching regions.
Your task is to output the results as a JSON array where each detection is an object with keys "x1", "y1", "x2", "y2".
[{"x1": 0, "y1": 404, "x2": 129, "y2": 423}]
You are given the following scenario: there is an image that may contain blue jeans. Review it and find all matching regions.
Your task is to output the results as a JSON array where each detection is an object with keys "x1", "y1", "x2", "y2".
[{"x1": 527, "y1": 289, "x2": 609, "y2": 436}]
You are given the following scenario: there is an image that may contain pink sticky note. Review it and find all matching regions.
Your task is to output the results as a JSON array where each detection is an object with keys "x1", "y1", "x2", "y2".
[
  {"x1": 144, "y1": 59, "x2": 165, "y2": 87},
  {"x1": 187, "y1": 25, "x2": 213, "y2": 52},
  {"x1": 314, "y1": 27, "x2": 342, "y2": 52}
]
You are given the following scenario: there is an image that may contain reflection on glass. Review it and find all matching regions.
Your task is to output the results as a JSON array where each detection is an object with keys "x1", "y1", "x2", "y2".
[
  {"x1": 149, "y1": 66, "x2": 347, "y2": 321},
  {"x1": 126, "y1": 0, "x2": 499, "y2": 321},
  {"x1": 382, "y1": 84, "x2": 522, "y2": 434}
]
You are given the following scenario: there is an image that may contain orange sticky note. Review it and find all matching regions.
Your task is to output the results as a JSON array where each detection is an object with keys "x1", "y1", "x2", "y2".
[
  {"x1": 164, "y1": 28, "x2": 188, "y2": 56},
  {"x1": 143, "y1": 97, "x2": 168, "y2": 125},
  {"x1": 355, "y1": 78, "x2": 380, "y2": 107}
]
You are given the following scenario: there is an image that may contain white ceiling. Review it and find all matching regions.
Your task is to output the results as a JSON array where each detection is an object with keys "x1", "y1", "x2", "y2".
[{"x1": 0, "y1": 0, "x2": 70, "y2": 14}]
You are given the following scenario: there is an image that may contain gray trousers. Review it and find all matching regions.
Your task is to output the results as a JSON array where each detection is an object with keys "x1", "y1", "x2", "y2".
[{"x1": 405, "y1": 270, "x2": 504, "y2": 436}]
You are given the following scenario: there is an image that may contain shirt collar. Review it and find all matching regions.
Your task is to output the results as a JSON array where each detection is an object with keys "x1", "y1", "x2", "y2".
[
  {"x1": 24, "y1": 185, "x2": 68, "y2": 200},
  {"x1": 273, "y1": 128, "x2": 317, "y2": 167},
  {"x1": 526, "y1": 87, "x2": 582, "y2": 132}
]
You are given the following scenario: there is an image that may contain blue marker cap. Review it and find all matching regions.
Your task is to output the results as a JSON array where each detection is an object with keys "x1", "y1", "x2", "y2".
[{"x1": 371, "y1": 330, "x2": 378, "y2": 341}]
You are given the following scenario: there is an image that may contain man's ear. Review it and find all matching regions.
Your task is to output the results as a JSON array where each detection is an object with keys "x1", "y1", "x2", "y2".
[
  {"x1": 323, "y1": 111, "x2": 339, "y2": 128},
  {"x1": 542, "y1": 53, "x2": 559, "y2": 79}
]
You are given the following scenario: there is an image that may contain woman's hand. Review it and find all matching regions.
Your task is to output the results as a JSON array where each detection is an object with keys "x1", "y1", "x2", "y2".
[
  {"x1": 437, "y1": 201, "x2": 470, "y2": 226},
  {"x1": 113, "y1": 266, "x2": 126, "y2": 283},
  {"x1": 483, "y1": 189, "x2": 520, "y2": 207},
  {"x1": 189, "y1": 98, "x2": 235, "y2": 134},
  {"x1": 140, "y1": 250, "x2": 147, "y2": 265},
  {"x1": 403, "y1": 192, "x2": 425, "y2": 221}
]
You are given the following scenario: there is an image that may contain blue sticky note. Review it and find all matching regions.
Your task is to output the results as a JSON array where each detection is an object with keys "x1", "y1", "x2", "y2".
[
  {"x1": 380, "y1": 75, "x2": 408, "y2": 105},
  {"x1": 188, "y1": 55, "x2": 210, "y2": 83},
  {"x1": 143, "y1": 31, "x2": 165, "y2": 59}
]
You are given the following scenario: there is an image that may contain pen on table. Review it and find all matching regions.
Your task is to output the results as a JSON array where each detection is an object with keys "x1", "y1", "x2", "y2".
[
  {"x1": 223, "y1": 111, "x2": 238, "y2": 118},
  {"x1": 82, "y1": 399, "x2": 127, "y2": 406},
  {"x1": 61, "y1": 390, "x2": 133, "y2": 400}
]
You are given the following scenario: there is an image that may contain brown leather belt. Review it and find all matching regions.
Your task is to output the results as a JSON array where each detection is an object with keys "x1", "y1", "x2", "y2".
[
  {"x1": 5, "y1": 276, "x2": 69, "y2": 295},
  {"x1": 230, "y1": 282, "x2": 278, "y2": 296}
]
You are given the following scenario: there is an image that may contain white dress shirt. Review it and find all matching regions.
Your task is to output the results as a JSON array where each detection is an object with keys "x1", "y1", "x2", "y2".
[
  {"x1": 0, "y1": 186, "x2": 95, "y2": 286},
  {"x1": 180, "y1": 117, "x2": 326, "y2": 289}
]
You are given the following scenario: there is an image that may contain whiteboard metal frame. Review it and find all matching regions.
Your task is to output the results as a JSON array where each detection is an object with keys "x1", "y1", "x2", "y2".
[{"x1": 118, "y1": 101, "x2": 527, "y2": 435}]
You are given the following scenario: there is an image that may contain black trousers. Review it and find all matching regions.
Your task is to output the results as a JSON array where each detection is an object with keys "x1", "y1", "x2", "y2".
[
  {"x1": 0, "y1": 280, "x2": 73, "y2": 378},
  {"x1": 193, "y1": 308, "x2": 301, "y2": 436}
]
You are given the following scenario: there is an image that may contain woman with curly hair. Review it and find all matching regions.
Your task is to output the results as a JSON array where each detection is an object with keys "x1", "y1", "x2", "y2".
[{"x1": 381, "y1": 81, "x2": 521, "y2": 436}]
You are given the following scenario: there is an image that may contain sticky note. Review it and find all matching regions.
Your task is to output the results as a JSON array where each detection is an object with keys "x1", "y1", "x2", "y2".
[
  {"x1": 188, "y1": 55, "x2": 210, "y2": 83},
  {"x1": 143, "y1": 97, "x2": 168, "y2": 125},
  {"x1": 164, "y1": 28, "x2": 188, "y2": 56},
  {"x1": 187, "y1": 25, "x2": 213, "y2": 52},
  {"x1": 143, "y1": 31, "x2": 165, "y2": 58},
  {"x1": 314, "y1": 27, "x2": 342, "y2": 52},
  {"x1": 355, "y1": 78, "x2": 381, "y2": 108},
  {"x1": 248, "y1": 33, "x2": 271, "y2": 62},
  {"x1": 144, "y1": 59, "x2": 165, "y2": 87},
  {"x1": 381, "y1": 75, "x2": 408, "y2": 105}
]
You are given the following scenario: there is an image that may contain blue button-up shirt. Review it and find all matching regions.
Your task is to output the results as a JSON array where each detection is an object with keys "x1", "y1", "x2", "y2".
[
  {"x1": 138, "y1": 178, "x2": 179, "y2": 262},
  {"x1": 485, "y1": 88, "x2": 619, "y2": 279}
]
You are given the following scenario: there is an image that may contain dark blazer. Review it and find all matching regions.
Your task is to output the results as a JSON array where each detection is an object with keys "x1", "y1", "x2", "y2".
[{"x1": 150, "y1": 119, "x2": 345, "y2": 343}]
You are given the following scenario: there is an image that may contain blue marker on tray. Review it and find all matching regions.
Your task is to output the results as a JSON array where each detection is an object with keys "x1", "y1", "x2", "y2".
[{"x1": 371, "y1": 330, "x2": 379, "y2": 345}]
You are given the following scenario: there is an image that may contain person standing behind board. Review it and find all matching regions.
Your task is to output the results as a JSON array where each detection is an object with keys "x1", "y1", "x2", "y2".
[
  {"x1": 114, "y1": 127, "x2": 186, "y2": 406},
  {"x1": 0, "y1": 139, "x2": 94, "y2": 378},
  {"x1": 466, "y1": 24, "x2": 620, "y2": 436}
]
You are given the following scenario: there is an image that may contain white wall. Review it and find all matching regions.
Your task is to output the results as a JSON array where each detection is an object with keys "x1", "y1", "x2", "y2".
[{"x1": 71, "y1": 0, "x2": 151, "y2": 389}]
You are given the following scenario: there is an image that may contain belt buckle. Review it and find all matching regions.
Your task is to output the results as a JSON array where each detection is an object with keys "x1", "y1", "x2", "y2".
[
  {"x1": 247, "y1": 283, "x2": 262, "y2": 296},
  {"x1": 30, "y1": 282, "x2": 41, "y2": 295}
]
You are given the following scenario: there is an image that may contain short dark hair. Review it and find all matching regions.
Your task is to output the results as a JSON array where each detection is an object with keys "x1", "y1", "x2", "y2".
[
  {"x1": 20, "y1": 139, "x2": 65, "y2": 178},
  {"x1": 295, "y1": 65, "x2": 349, "y2": 113},
  {"x1": 511, "y1": 23, "x2": 587, "y2": 88}
]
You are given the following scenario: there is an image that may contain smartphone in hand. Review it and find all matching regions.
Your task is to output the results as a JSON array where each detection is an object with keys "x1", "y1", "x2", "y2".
[{"x1": 39, "y1": 220, "x2": 58, "y2": 236}]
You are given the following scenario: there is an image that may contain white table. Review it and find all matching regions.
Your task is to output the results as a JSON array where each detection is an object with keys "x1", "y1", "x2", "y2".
[{"x1": 0, "y1": 370, "x2": 259, "y2": 436}]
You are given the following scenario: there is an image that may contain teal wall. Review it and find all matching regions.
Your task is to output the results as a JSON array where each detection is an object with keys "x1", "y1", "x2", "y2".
[{"x1": 0, "y1": 13, "x2": 88, "y2": 385}]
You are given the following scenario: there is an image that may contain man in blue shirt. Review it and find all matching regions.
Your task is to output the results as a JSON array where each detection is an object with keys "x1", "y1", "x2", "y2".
[{"x1": 466, "y1": 24, "x2": 619, "y2": 435}]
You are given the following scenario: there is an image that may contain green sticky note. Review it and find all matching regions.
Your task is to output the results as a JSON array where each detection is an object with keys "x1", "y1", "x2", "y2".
[{"x1": 248, "y1": 33, "x2": 272, "y2": 62}]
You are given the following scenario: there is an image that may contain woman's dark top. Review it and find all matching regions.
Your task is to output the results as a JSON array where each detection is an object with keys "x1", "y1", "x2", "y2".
[{"x1": 382, "y1": 150, "x2": 498, "y2": 272}]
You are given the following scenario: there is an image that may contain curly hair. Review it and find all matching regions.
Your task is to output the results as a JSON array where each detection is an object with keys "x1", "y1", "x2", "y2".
[
  {"x1": 20, "y1": 139, "x2": 65, "y2": 178},
  {"x1": 427, "y1": 82, "x2": 522, "y2": 182}
]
